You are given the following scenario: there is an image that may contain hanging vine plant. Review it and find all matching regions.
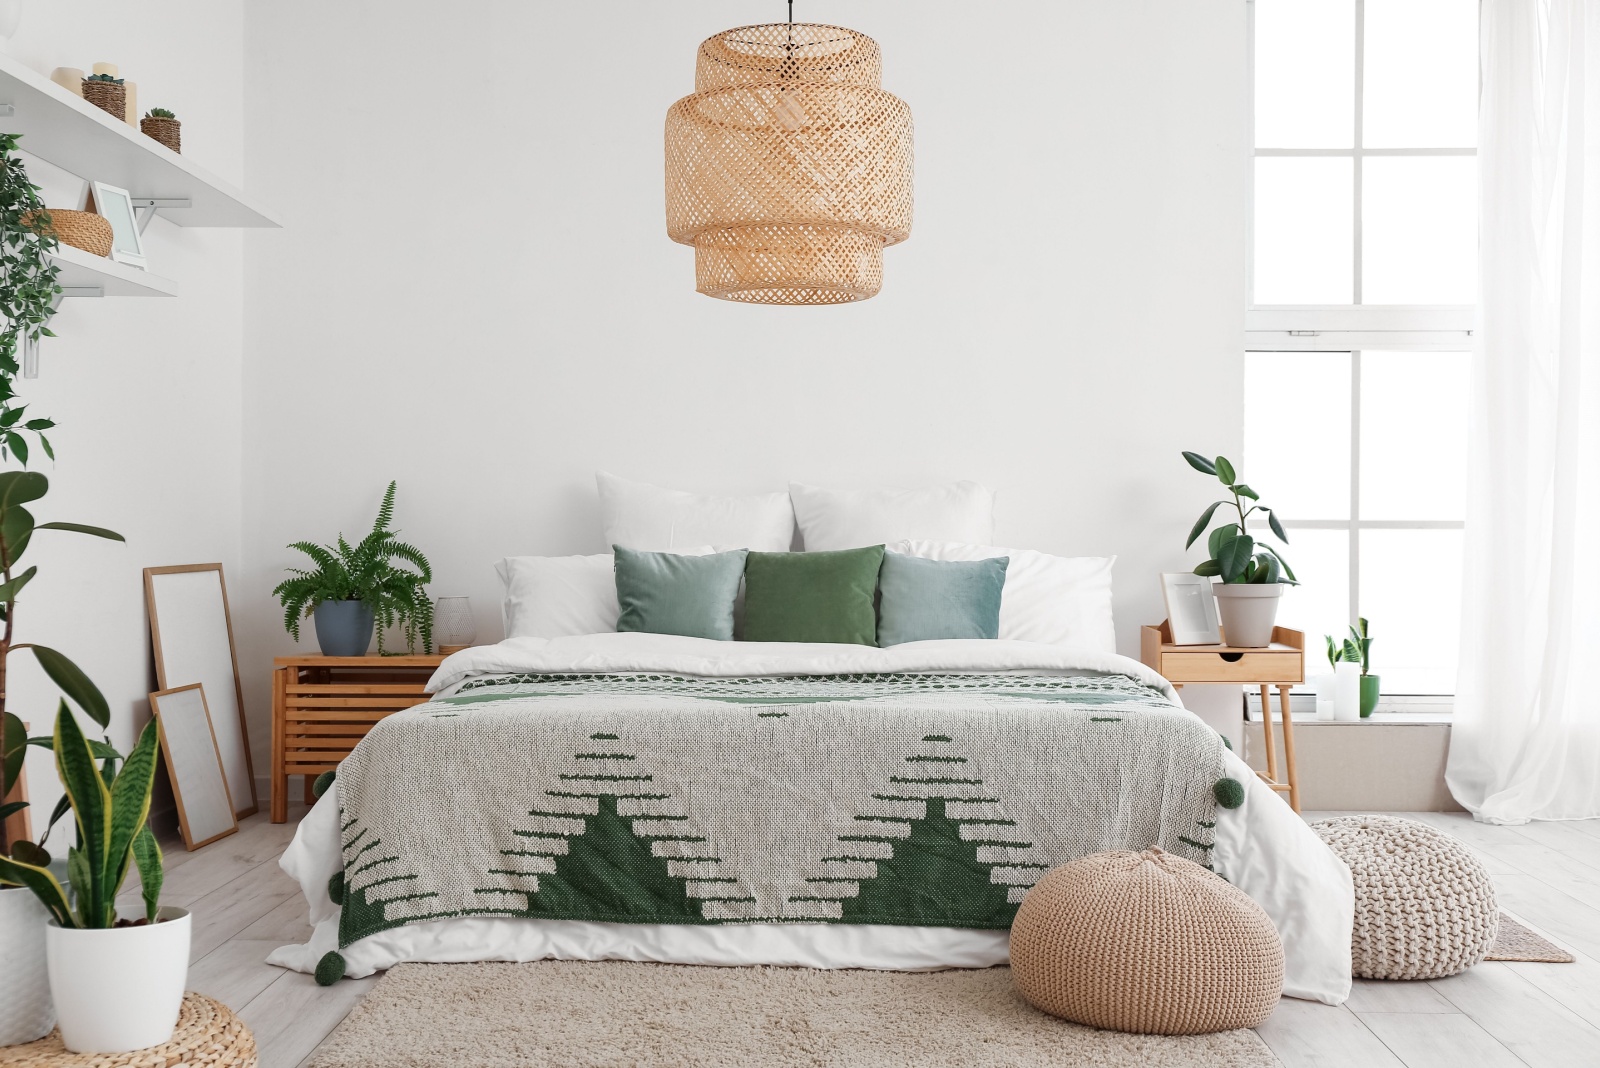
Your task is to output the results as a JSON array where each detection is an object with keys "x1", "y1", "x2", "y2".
[{"x1": 0, "y1": 132, "x2": 61, "y2": 465}]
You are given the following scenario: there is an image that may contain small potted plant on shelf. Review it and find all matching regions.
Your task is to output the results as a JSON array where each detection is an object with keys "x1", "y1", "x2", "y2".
[
  {"x1": 1326, "y1": 618, "x2": 1379, "y2": 718},
  {"x1": 140, "y1": 107, "x2": 180, "y2": 153},
  {"x1": 273, "y1": 481, "x2": 435, "y2": 656},
  {"x1": 80, "y1": 73, "x2": 126, "y2": 120},
  {"x1": 1181, "y1": 451, "x2": 1297, "y2": 647}
]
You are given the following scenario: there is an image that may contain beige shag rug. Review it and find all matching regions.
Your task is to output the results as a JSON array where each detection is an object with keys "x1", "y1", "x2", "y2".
[
  {"x1": 1487, "y1": 912, "x2": 1576, "y2": 963},
  {"x1": 307, "y1": 961, "x2": 1280, "y2": 1068}
]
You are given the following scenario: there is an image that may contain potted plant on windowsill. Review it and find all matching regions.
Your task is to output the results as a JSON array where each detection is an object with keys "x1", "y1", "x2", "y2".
[
  {"x1": 272, "y1": 481, "x2": 435, "y2": 656},
  {"x1": 1181, "y1": 451, "x2": 1297, "y2": 648},
  {"x1": 1327, "y1": 618, "x2": 1379, "y2": 718}
]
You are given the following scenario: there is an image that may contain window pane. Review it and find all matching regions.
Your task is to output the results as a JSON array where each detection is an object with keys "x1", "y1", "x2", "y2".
[
  {"x1": 1254, "y1": 157, "x2": 1354, "y2": 304},
  {"x1": 1361, "y1": 156, "x2": 1476, "y2": 303},
  {"x1": 1360, "y1": 351, "x2": 1470, "y2": 520},
  {"x1": 1358, "y1": 529, "x2": 1462, "y2": 694},
  {"x1": 1272, "y1": 528, "x2": 1351, "y2": 658},
  {"x1": 1245, "y1": 352, "x2": 1351, "y2": 520},
  {"x1": 1255, "y1": 0, "x2": 1354, "y2": 148},
  {"x1": 1363, "y1": 0, "x2": 1479, "y2": 149}
]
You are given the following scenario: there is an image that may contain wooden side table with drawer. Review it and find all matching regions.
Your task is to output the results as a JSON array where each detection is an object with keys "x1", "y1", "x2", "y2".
[
  {"x1": 270, "y1": 654, "x2": 445, "y2": 822},
  {"x1": 1140, "y1": 622, "x2": 1305, "y2": 812}
]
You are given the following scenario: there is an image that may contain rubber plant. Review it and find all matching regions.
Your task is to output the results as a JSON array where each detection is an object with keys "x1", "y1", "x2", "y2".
[
  {"x1": 0, "y1": 472, "x2": 154, "y2": 924},
  {"x1": 1181, "y1": 452, "x2": 1297, "y2": 585},
  {"x1": 272, "y1": 481, "x2": 435, "y2": 654},
  {"x1": 0, "y1": 132, "x2": 63, "y2": 465}
]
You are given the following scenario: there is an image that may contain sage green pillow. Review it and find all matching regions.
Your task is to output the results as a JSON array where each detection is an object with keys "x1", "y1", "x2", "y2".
[
  {"x1": 741, "y1": 546, "x2": 885, "y2": 645},
  {"x1": 613, "y1": 546, "x2": 748, "y2": 641},
  {"x1": 876, "y1": 552, "x2": 1009, "y2": 646}
]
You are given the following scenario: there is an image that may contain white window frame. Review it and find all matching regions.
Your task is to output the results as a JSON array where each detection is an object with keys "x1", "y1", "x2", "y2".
[{"x1": 1246, "y1": 0, "x2": 1475, "y2": 703}]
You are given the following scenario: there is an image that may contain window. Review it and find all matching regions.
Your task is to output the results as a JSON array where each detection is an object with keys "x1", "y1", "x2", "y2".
[{"x1": 1247, "y1": 0, "x2": 1477, "y2": 697}]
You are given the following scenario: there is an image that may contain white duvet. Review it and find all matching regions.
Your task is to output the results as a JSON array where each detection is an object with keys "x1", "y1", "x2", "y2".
[{"x1": 269, "y1": 633, "x2": 1353, "y2": 1005}]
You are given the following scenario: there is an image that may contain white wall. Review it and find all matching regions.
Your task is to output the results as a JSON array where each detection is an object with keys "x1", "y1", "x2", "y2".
[
  {"x1": 237, "y1": 0, "x2": 1249, "y2": 772},
  {"x1": 6, "y1": 2, "x2": 245, "y2": 824}
]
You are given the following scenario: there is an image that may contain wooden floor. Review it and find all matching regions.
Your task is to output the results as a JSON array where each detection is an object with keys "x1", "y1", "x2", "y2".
[{"x1": 161, "y1": 804, "x2": 1600, "y2": 1068}]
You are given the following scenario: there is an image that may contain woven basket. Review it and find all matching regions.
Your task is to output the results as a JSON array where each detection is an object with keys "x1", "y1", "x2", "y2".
[
  {"x1": 20, "y1": 209, "x2": 113, "y2": 258},
  {"x1": 1011, "y1": 849, "x2": 1284, "y2": 1035},
  {"x1": 140, "y1": 116, "x2": 181, "y2": 154},
  {"x1": 1313, "y1": 815, "x2": 1498, "y2": 980},
  {"x1": 81, "y1": 80, "x2": 125, "y2": 120},
  {"x1": 0, "y1": 992, "x2": 257, "y2": 1067}
]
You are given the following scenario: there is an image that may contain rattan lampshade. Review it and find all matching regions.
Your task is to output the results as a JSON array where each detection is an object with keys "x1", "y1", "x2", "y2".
[{"x1": 665, "y1": 22, "x2": 913, "y2": 305}]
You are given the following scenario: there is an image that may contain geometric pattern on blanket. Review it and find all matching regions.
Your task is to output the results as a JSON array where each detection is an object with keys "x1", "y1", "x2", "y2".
[{"x1": 335, "y1": 672, "x2": 1227, "y2": 949}]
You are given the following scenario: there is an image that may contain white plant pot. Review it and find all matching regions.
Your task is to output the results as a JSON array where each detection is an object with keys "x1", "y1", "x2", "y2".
[
  {"x1": 1212, "y1": 582, "x2": 1284, "y2": 648},
  {"x1": 0, "y1": 885, "x2": 55, "y2": 1045},
  {"x1": 45, "y1": 906, "x2": 190, "y2": 1053}
]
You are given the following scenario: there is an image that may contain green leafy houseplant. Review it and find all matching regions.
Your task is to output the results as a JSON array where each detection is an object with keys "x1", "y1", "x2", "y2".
[
  {"x1": 0, "y1": 133, "x2": 63, "y2": 465},
  {"x1": 1326, "y1": 617, "x2": 1379, "y2": 717},
  {"x1": 273, "y1": 481, "x2": 435, "y2": 654},
  {"x1": 144, "y1": 107, "x2": 176, "y2": 120},
  {"x1": 1181, "y1": 452, "x2": 1297, "y2": 584}
]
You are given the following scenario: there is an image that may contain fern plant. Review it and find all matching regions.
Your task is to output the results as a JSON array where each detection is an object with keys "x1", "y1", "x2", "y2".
[
  {"x1": 271, "y1": 482, "x2": 434, "y2": 654},
  {"x1": 0, "y1": 133, "x2": 63, "y2": 465}
]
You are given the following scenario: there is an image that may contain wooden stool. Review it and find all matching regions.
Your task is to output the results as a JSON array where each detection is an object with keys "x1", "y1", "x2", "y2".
[
  {"x1": 1140, "y1": 622, "x2": 1305, "y2": 812},
  {"x1": 0, "y1": 993, "x2": 256, "y2": 1068}
]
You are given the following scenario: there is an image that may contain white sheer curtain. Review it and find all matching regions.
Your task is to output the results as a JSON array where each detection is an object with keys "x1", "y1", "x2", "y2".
[{"x1": 1448, "y1": 0, "x2": 1600, "y2": 823}]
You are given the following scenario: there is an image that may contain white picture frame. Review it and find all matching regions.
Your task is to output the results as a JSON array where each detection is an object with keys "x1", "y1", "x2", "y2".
[
  {"x1": 87, "y1": 181, "x2": 145, "y2": 270},
  {"x1": 1162, "y1": 572, "x2": 1222, "y2": 646},
  {"x1": 149, "y1": 684, "x2": 238, "y2": 850}
]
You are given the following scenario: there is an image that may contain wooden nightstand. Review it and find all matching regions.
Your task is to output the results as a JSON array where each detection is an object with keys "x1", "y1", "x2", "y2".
[
  {"x1": 1140, "y1": 622, "x2": 1305, "y2": 812},
  {"x1": 269, "y1": 655, "x2": 445, "y2": 822}
]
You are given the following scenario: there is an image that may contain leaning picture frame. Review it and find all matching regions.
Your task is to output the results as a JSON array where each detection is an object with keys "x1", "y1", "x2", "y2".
[
  {"x1": 87, "y1": 181, "x2": 146, "y2": 270},
  {"x1": 1162, "y1": 572, "x2": 1222, "y2": 646}
]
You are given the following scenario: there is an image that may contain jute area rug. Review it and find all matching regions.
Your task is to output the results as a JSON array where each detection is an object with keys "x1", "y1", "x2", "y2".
[
  {"x1": 306, "y1": 961, "x2": 1279, "y2": 1068},
  {"x1": 1487, "y1": 912, "x2": 1576, "y2": 963}
]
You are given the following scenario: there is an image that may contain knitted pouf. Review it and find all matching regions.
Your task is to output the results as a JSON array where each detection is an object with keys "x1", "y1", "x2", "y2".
[
  {"x1": 1010, "y1": 848, "x2": 1284, "y2": 1035},
  {"x1": 1313, "y1": 815, "x2": 1498, "y2": 980}
]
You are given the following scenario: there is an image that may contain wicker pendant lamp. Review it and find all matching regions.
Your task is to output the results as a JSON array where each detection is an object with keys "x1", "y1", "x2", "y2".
[{"x1": 664, "y1": 9, "x2": 913, "y2": 305}]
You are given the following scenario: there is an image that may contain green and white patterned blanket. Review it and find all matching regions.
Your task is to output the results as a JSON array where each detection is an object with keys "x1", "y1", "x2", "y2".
[{"x1": 334, "y1": 669, "x2": 1228, "y2": 948}]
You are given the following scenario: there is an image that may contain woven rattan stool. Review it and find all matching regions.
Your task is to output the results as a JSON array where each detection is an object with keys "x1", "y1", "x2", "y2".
[
  {"x1": 1010, "y1": 849, "x2": 1284, "y2": 1035},
  {"x1": 0, "y1": 993, "x2": 256, "y2": 1068},
  {"x1": 1314, "y1": 815, "x2": 1498, "y2": 980}
]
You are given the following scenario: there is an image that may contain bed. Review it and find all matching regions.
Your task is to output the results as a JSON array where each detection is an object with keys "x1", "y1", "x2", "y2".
[{"x1": 268, "y1": 631, "x2": 1353, "y2": 1005}]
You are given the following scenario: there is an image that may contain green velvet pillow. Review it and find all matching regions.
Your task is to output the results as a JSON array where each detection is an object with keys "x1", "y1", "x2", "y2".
[
  {"x1": 741, "y1": 546, "x2": 885, "y2": 645},
  {"x1": 876, "y1": 552, "x2": 1009, "y2": 646},
  {"x1": 613, "y1": 546, "x2": 748, "y2": 641}
]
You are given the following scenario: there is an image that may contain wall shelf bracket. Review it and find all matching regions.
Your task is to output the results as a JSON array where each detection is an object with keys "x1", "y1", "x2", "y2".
[{"x1": 132, "y1": 197, "x2": 192, "y2": 233}]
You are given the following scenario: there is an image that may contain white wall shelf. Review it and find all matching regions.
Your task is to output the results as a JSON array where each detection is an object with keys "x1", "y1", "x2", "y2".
[
  {"x1": 0, "y1": 52, "x2": 281, "y2": 229},
  {"x1": 48, "y1": 243, "x2": 177, "y2": 298}
]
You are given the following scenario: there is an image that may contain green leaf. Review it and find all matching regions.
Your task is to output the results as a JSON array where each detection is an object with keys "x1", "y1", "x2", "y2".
[
  {"x1": 0, "y1": 470, "x2": 46, "y2": 509},
  {"x1": 35, "y1": 522, "x2": 124, "y2": 541},
  {"x1": 10, "y1": 839, "x2": 48, "y2": 866},
  {"x1": 53, "y1": 703, "x2": 111, "y2": 925},
  {"x1": 6, "y1": 433, "x2": 27, "y2": 466},
  {"x1": 0, "y1": 800, "x2": 24, "y2": 821},
  {"x1": 2, "y1": 710, "x2": 24, "y2": 794},
  {"x1": 1259, "y1": 552, "x2": 1281, "y2": 584},
  {"x1": 1217, "y1": 532, "x2": 1255, "y2": 583},
  {"x1": 1185, "y1": 501, "x2": 1225, "y2": 549},
  {"x1": 0, "y1": 851, "x2": 74, "y2": 926},
  {"x1": 37, "y1": 434, "x2": 52, "y2": 461},
  {"x1": 1207, "y1": 522, "x2": 1240, "y2": 561},
  {"x1": 1192, "y1": 559, "x2": 1222, "y2": 577},
  {"x1": 1266, "y1": 508, "x2": 1289, "y2": 544},
  {"x1": 1233, "y1": 484, "x2": 1259, "y2": 500},
  {"x1": 1182, "y1": 451, "x2": 1218, "y2": 475},
  {"x1": 132, "y1": 824, "x2": 162, "y2": 923},
  {"x1": 30, "y1": 647, "x2": 111, "y2": 729},
  {"x1": 1215, "y1": 456, "x2": 1237, "y2": 484},
  {"x1": 0, "y1": 563, "x2": 37, "y2": 603},
  {"x1": 0, "y1": 406, "x2": 23, "y2": 427},
  {"x1": 104, "y1": 720, "x2": 159, "y2": 911},
  {"x1": 23, "y1": 418, "x2": 53, "y2": 431}
]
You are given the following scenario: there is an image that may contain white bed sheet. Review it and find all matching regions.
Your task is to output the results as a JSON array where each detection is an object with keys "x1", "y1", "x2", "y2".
[{"x1": 267, "y1": 634, "x2": 1352, "y2": 1005}]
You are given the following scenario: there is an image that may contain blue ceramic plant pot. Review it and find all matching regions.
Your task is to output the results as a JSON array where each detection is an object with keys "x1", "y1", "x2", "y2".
[{"x1": 313, "y1": 600, "x2": 374, "y2": 657}]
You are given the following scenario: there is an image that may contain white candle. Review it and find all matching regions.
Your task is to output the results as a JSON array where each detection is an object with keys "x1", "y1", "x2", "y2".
[
  {"x1": 91, "y1": 62, "x2": 118, "y2": 77},
  {"x1": 1313, "y1": 674, "x2": 1337, "y2": 721},
  {"x1": 50, "y1": 67, "x2": 85, "y2": 97},
  {"x1": 123, "y1": 80, "x2": 137, "y2": 124},
  {"x1": 1334, "y1": 662, "x2": 1361, "y2": 722}
]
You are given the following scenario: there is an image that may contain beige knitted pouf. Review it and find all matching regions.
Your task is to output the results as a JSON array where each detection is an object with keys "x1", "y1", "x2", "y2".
[
  {"x1": 1313, "y1": 815, "x2": 1498, "y2": 980},
  {"x1": 1010, "y1": 848, "x2": 1284, "y2": 1035}
]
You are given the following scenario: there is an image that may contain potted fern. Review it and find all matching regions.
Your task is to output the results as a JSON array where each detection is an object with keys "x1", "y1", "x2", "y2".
[
  {"x1": 1182, "y1": 451, "x2": 1297, "y2": 647},
  {"x1": 273, "y1": 481, "x2": 434, "y2": 656}
]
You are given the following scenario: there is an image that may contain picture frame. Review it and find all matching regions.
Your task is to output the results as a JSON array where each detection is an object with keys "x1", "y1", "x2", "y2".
[
  {"x1": 144, "y1": 564, "x2": 257, "y2": 816},
  {"x1": 1161, "y1": 572, "x2": 1222, "y2": 646},
  {"x1": 86, "y1": 181, "x2": 146, "y2": 270},
  {"x1": 149, "y1": 684, "x2": 238, "y2": 850}
]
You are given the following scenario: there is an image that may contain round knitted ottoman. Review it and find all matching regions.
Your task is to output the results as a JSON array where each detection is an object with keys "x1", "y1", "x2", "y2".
[
  {"x1": 1010, "y1": 848, "x2": 1284, "y2": 1035},
  {"x1": 1313, "y1": 815, "x2": 1498, "y2": 980}
]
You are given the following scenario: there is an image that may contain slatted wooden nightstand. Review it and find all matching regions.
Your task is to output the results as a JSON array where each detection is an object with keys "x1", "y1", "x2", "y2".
[
  {"x1": 269, "y1": 655, "x2": 445, "y2": 822},
  {"x1": 1140, "y1": 622, "x2": 1305, "y2": 812}
]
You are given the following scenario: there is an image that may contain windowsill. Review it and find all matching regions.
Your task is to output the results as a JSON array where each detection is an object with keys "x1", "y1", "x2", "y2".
[{"x1": 1245, "y1": 708, "x2": 1454, "y2": 725}]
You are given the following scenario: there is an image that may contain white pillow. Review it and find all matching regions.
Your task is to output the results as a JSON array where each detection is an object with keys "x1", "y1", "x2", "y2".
[
  {"x1": 790, "y1": 482, "x2": 995, "y2": 551},
  {"x1": 497, "y1": 548, "x2": 718, "y2": 638},
  {"x1": 598, "y1": 472, "x2": 794, "y2": 552},
  {"x1": 889, "y1": 540, "x2": 1116, "y2": 653}
]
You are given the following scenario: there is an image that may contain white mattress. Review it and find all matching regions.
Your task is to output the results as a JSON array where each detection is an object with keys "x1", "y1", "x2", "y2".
[{"x1": 267, "y1": 634, "x2": 1353, "y2": 1005}]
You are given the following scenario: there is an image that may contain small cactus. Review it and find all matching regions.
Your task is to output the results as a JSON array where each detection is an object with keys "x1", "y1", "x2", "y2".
[
  {"x1": 84, "y1": 73, "x2": 124, "y2": 85},
  {"x1": 145, "y1": 107, "x2": 176, "y2": 120}
]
